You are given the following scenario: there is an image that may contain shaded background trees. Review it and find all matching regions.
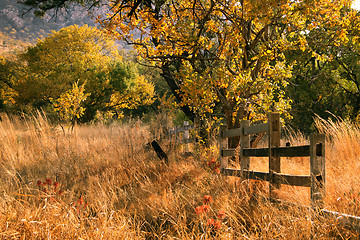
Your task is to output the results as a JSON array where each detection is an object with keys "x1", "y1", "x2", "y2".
[{"x1": 286, "y1": 7, "x2": 360, "y2": 132}]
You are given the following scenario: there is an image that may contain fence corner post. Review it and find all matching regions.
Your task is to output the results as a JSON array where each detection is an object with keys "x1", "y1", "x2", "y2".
[
  {"x1": 183, "y1": 121, "x2": 190, "y2": 154},
  {"x1": 310, "y1": 133, "x2": 326, "y2": 209},
  {"x1": 174, "y1": 125, "x2": 178, "y2": 151},
  {"x1": 240, "y1": 120, "x2": 250, "y2": 171},
  {"x1": 219, "y1": 125, "x2": 228, "y2": 171},
  {"x1": 268, "y1": 112, "x2": 281, "y2": 200}
]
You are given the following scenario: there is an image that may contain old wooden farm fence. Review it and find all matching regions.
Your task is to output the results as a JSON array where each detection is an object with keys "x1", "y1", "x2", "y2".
[
  {"x1": 219, "y1": 112, "x2": 360, "y2": 229},
  {"x1": 169, "y1": 121, "x2": 196, "y2": 154},
  {"x1": 219, "y1": 112, "x2": 325, "y2": 207}
]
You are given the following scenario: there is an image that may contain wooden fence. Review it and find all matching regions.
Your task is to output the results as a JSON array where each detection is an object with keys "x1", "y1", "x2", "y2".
[
  {"x1": 219, "y1": 112, "x2": 326, "y2": 208},
  {"x1": 169, "y1": 121, "x2": 196, "y2": 154},
  {"x1": 219, "y1": 112, "x2": 360, "y2": 230}
]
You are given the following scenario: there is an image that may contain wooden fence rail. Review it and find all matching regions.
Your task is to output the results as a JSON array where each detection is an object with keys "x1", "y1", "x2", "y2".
[
  {"x1": 219, "y1": 112, "x2": 360, "y2": 230},
  {"x1": 219, "y1": 112, "x2": 325, "y2": 208}
]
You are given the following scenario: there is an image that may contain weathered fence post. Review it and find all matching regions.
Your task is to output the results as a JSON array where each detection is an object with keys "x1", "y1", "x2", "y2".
[
  {"x1": 268, "y1": 113, "x2": 281, "y2": 200},
  {"x1": 183, "y1": 121, "x2": 190, "y2": 154},
  {"x1": 310, "y1": 133, "x2": 326, "y2": 209},
  {"x1": 174, "y1": 125, "x2": 178, "y2": 151},
  {"x1": 150, "y1": 140, "x2": 169, "y2": 165},
  {"x1": 219, "y1": 125, "x2": 228, "y2": 171},
  {"x1": 240, "y1": 120, "x2": 250, "y2": 171}
]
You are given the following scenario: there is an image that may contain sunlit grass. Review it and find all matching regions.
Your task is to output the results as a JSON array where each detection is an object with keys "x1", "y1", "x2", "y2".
[{"x1": 0, "y1": 112, "x2": 359, "y2": 239}]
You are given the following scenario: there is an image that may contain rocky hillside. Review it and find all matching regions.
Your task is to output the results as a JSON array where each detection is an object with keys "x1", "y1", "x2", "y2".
[{"x1": 0, "y1": 0, "x2": 102, "y2": 43}]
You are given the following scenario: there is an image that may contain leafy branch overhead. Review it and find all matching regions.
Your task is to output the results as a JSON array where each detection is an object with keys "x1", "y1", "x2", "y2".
[
  {"x1": 18, "y1": 0, "x2": 148, "y2": 17},
  {"x1": 19, "y1": 0, "x2": 100, "y2": 16}
]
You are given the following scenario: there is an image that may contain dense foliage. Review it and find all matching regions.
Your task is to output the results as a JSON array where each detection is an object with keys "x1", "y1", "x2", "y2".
[
  {"x1": 99, "y1": 0, "x2": 357, "y2": 141},
  {"x1": 286, "y1": 6, "x2": 360, "y2": 131},
  {"x1": 0, "y1": 25, "x2": 155, "y2": 123},
  {"x1": 9, "y1": 0, "x2": 360, "y2": 133}
]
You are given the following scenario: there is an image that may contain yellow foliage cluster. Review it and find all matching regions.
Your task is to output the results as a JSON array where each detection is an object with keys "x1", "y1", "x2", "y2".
[
  {"x1": 98, "y1": 0, "x2": 354, "y2": 126},
  {"x1": 1, "y1": 25, "x2": 155, "y2": 121},
  {"x1": 51, "y1": 81, "x2": 90, "y2": 124},
  {"x1": 107, "y1": 75, "x2": 155, "y2": 110}
]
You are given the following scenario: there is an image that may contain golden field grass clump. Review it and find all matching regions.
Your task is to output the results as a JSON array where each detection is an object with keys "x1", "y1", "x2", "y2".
[
  {"x1": 315, "y1": 117, "x2": 360, "y2": 217},
  {"x1": 0, "y1": 112, "x2": 359, "y2": 239}
]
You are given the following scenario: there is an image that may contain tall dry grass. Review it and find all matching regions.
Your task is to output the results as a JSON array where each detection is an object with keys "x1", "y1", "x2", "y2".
[
  {"x1": 315, "y1": 117, "x2": 360, "y2": 217},
  {"x1": 0, "y1": 112, "x2": 359, "y2": 239}
]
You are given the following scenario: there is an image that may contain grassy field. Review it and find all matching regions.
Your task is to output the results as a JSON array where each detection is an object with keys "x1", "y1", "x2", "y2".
[{"x1": 0, "y1": 112, "x2": 359, "y2": 239}]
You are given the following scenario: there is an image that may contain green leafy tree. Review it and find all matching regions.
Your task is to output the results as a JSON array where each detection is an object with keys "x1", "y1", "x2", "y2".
[
  {"x1": 286, "y1": 7, "x2": 360, "y2": 131},
  {"x1": 11, "y1": 24, "x2": 155, "y2": 121},
  {"x1": 15, "y1": 24, "x2": 118, "y2": 107},
  {"x1": 0, "y1": 55, "x2": 18, "y2": 108}
]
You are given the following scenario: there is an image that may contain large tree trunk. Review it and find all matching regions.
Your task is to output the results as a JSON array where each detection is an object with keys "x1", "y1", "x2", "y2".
[
  {"x1": 225, "y1": 107, "x2": 247, "y2": 149},
  {"x1": 160, "y1": 62, "x2": 217, "y2": 147},
  {"x1": 161, "y1": 63, "x2": 196, "y2": 122}
]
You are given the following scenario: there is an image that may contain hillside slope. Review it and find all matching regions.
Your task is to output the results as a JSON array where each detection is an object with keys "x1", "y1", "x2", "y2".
[{"x1": 0, "y1": 0, "x2": 101, "y2": 42}]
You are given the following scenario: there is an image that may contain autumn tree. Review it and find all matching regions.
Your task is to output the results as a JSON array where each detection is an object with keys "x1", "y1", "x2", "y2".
[
  {"x1": 20, "y1": 0, "x2": 356, "y2": 147},
  {"x1": 11, "y1": 24, "x2": 155, "y2": 121},
  {"x1": 98, "y1": 0, "x2": 356, "y2": 147},
  {"x1": 286, "y1": 5, "x2": 360, "y2": 131}
]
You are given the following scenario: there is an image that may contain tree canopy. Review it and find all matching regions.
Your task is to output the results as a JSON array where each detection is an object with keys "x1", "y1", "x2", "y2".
[
  {"x1": 97, "y1": 0, "x2": 354, "y2": 146},
  {"x1": 285, "y1": 5, "x2": 360, "y2": 131},
  {"x1": 18, "y1": 0, "x2": 360, "y2": 136},
  {"x1": 1, "y1": 24, "x2": 155, "y2": 121}
]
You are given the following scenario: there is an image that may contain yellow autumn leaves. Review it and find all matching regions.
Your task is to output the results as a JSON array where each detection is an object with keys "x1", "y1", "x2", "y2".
[
  {"x1": 98, "y1": 0, "x2": 355, "y2": 125},
  {"x1": 1, "y1": 25, "x2": 155, "y2": 123}
]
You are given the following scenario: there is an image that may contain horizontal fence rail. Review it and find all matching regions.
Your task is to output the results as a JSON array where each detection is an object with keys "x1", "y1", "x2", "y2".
[
  {"x1": 222, "y1": 123, "x2": 269, "y2": 138},
  {"x1": 221, "y1": 145, "x2": 312, "y2": 158},
  {"x1": 219, "y1": 113, "x2": 326, "y2": 208},
  {"x1": 219, "y1": 112, "x2": 360, "y2": 230},
  {"x1": 222, "y1": 168, "x2": 312, "y2": 187},
  {"x1": 244, "y1": 123, "x2": 269, "y2": 135}
]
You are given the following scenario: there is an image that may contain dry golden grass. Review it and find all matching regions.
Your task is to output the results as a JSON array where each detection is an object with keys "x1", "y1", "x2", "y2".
[{"x1": 0, "y1": 112, "x2": 359, "y2": 239}]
